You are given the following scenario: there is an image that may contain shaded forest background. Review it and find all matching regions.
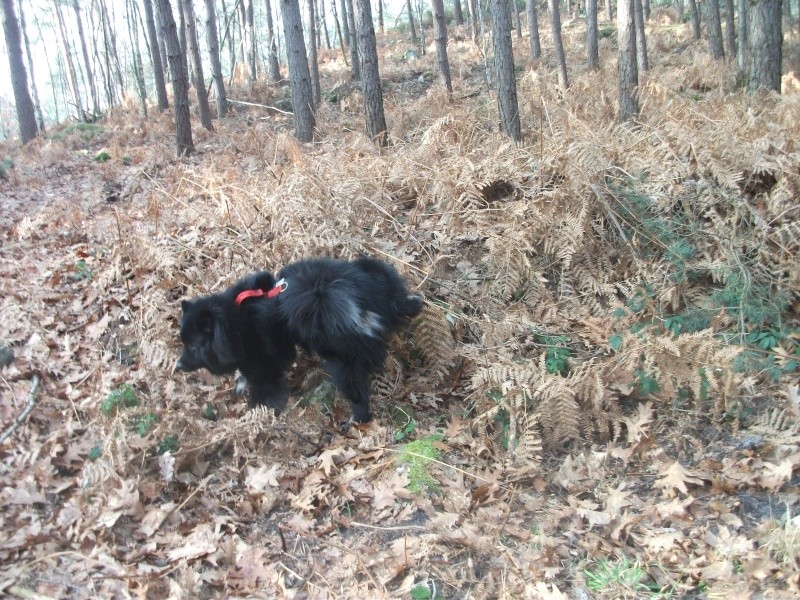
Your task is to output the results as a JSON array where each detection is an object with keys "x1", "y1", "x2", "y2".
[{"x1": 1, "y1": 1, "x2": 799, "y2": 598}]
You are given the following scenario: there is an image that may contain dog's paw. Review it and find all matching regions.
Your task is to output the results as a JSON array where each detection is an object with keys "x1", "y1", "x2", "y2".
[{"x1": 234, "y1": 375, "x2": 249, "y2": 397}]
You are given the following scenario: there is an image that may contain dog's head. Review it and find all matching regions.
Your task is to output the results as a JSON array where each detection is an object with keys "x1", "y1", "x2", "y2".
[{"x1": 176, "y1": 297, "x2": 237, "y2": 376}]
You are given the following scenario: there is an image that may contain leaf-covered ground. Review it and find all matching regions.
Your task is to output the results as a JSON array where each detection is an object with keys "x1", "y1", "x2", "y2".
[{"x1": 1, "y1": 18, "x2": 799, "y2": 599}]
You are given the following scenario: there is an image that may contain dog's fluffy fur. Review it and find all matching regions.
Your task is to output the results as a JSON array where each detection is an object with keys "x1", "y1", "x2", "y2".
[{"x1": 176, "y1": 257, "x2": 423, "y2": 422}]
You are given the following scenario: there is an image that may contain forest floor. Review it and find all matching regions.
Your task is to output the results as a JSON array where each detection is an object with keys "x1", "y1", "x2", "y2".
[{"x1": 1, "y1": 16, "x2": 800, "y2": 600}]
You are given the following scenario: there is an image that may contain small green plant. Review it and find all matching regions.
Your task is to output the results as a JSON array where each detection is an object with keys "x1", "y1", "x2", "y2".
[
  {"x1": 663, "y1": 315, "x2": 684, "y2": 336},
  {"x1": 584, "y1": 555, "x2": 649, "y2": 595},
  {"x1": 634, "y1": 369, "x2": 660, "y2": 396},
  {"x1": 156, "y1": 434, "x2": 179, "y2": 455},
  {"x1": 135, "y1": 412, "x2": 160, "y2": 436},
  {"x1": 539, "y1": 334, "x2": 571, "y2": 375},
  {"x1": 101, "y1": 384, "x2": 138, "y2": 416},
  {"x1": 203, "y1": 403, "x2": 217, "y2": 421},
  {"x1": 397, "y1": 434, "x2": 442, "y2": 494},
  {"x1": 73, "y1": 259, "x2": 93, "y2": 281},
  {"x1": 94, "y1": 150, "x2": 110, "y2": 162},
  {"x1": 410, "y1": 580, "x2": 438, "y2": 599},
  {"x1": 746, "y1": 329, "x2": 780, "y2": 351},
  {"x1": 87, "y1": 445, "x2": 102, "y2": 461},
  {"x1": 121, "y1": 155, "x2": 132, "y2": 165},
  {"x1": 392, "y1": 406, "x2": 417, "y2": 442}
]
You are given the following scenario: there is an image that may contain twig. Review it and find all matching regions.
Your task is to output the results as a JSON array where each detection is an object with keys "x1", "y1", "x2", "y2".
[
  {"x1": 227, "y1": 98, "x2": 292, "y2": 114},
  {"x1": 0, "y1": 375, "x2": 40, "y2": 445},
  {"x1": 6, "y1": 585, "x2": 55, "y2": 600},
  {"x1": 349, "y1": 521, "x2": 426, "y2": 531}
]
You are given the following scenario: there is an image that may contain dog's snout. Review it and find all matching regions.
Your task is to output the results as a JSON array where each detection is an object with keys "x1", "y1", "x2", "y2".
[{"x1": 175, "y1": 358, "x2": 185, "y2": 371}]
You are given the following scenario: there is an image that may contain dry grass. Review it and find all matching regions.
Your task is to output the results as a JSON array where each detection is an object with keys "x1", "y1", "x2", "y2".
[{"x1": 0, "y1": 19, "x2": 799, "y2": 598}]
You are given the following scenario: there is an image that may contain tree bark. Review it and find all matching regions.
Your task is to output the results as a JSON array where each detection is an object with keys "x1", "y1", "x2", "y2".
[
  {"x1": 633, "y1": 0, "x2": 649, "y2": 70},
  {"x1": 490, "y1": 0, "x2": 521, "y2": 141},
  {"x1": 607, "y1": 0, "x2": 613, "y2": 20},
  {"x1": 127, "y1": 0, "x2": 148, "y2": 117},
  {"x1": 204, "y1": 0, "x2": 228, "y2": 116},
  {"x1": 340, "y1": 0, "x2": 351, "y2": 46},
  {"x1": 16, "y1": 0, "x2": 44, "y2": 132},
  {"x1": 1, "y1": 0, "x2": 37, "y2": 142},
  {"x1": 183, "y1": 0, "x2": 214, "y2": 129},
  {"x1": 707, "y1": 0, "x2": 726, "y2": 58},
  {"x1": 52, "y1": 0, "x2": 84, "y2": 121},
  {"x1": 308, "y1": 0, "x2": 322, "y2": 105},
  {"x1": 354, "y1": 0, "x2": 387, "y2": 145},
  {"x1": 618, "y1": 0, "x2": 639, "y2": 121},
  {"x1": 527, "y1": 0, "x2": 541, "y2": 60},
  {"x1": 72, "y1": 0, "x2": 100, "y2": 117},
  {"x1": 469, "y1": 0, "x2": 479, "y2": 41},
  {"x1": 548, "y1": 0, "x2": 569, "y2": 88},
  {"x1": 688, "y1": 0, "x2": 701, "y2": 40},
  {"x1": 454, "y1": 0, "x2": 465, "y2": 25},
  {"x1": 157, "y1": 0, "x2": 195, "y2": 155},
  {"x1": 407, "y1": 0, "x2": 418, "y2": 42},
  {"x1": 143, "y1": 0, "x2": 170, "y2": 110},
  {"x1": 280, "y1": 0, "x2": 316, "y2": 141},
  {"x1": 377, "y1": 0, "x2": 384, "y2": 32},
  {"x1": 264, "y1": 0, "x2": 282, "y2": 81},
  {"x1": 747, "y1": 0, "x2": 782, "y2": 92},
  {"x1": 737, "y1": 0, "x2": 747, "y2": 70},
  {"x1": 431, "y1": 0, "x2": 453, "y2": 93},
  {"x1": 319, "y1": 0, "x2": 331, "y2": 49},
  {"x1": 346, "y1": 0, "x2": 360, "y2": 78},
  {"x1": 587, "y1": 0, "x2": 600, "y2": 69},
  {"x1": 724, "y1": 0, "x2": 736, "y2": 58}
]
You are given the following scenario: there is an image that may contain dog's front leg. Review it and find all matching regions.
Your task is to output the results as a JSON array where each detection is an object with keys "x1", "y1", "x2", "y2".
[{"x1": 247, "y1": 377, "x2": 289, "y2": 413}]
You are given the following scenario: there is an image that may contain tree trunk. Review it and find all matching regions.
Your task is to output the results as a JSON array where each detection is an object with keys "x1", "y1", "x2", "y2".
[
  {"x1": 1, "y1": 0, "x2": 37, "y2": 142},
  {"x1": 724, "y1": 0, "x2": 736, "y2": 58},
  {"x1": 264, "y1": 0, "x2": 282, "y2": 81},
  {"x1": 707, "y1": 0, "x2": 726, "y2": 58},
  {"x1": 748, "y1": 0, "x2": 782, "y2": 92},
  {"x1": 618, "y1": 0, "x2": 639, "y2": 121},
  {"x1": 308, "y1": 0, "x2": 322, "y2": 105},
  {"x1": 407, "y1": 0, "x2": 418, "y2": 42},
  {"x1": 431, "y1": 0, "x2": 453, "y2": 93},
  {"x1": 346, "y1": 0, "x2": 360, "y2": 78},
  {"x1": 454, "y1": 0, "x2": 465, "y2": 25},
  {"x1": 526, "y1": 0, "x2": 541, "y2": 59},
  {"x1": 332, "y1": 0, "x2": 349, "y2": 63},
  {"x1": 737, "y1": 0, "x2": 747, "y2": 70},
  {"x1": 183, "y1": 0, "x2": 214, "y2": 129},
  {"x1": 178, "y1": 0, "x2": 190, "y2": 79},
  {"x1": 126, "y1": 0, "x2": 148, "y2": 117},
  {"x1": 143, "y1": 0, "x2": 170, "y2": 110},
  {"x1": 340, "y1": 0, "x2": 351, "y2": 46},
  {"x1": 157, "y1": 0, "x2": 195, "y2": 156},
  {"x1": 513, "y1": 1, "x2": 523, "y2": 39},
  {"x1": 319, "y1": 0, "x2": 331, "y2": 49},
  {"x1": 587, "y1": 0, "x2": 599, "y2": 69},
  {"x1": 491, "y1": 0, "x2": 521, "y2": 141},
  {"x1": 204, "y1": 0, "x2": 228, "y2": 116},
  {"x1": 633, "y1": 0, "x2": 649, "y2": 70},
  {"x1": 52, "y1": 0, "x2": 85, "y2": 120},
  {"x1": 280, "y1": 0, "x2": 316, "y2": 141},
  {"x1": 548, "y1": 0, "x2": 569, "y2": 88},
  {"x1": 156, "y1": 0, "x2": 170, "y2": 77},
  {"x1": 246, "y1": 0, "x2": 256, "y2": 84},
  {"x1": 72, "y1": 0, "x2": 100, "y2": 117},
  {"x1": 469, "y1": 0, "x2": 479, "y2": 41},
  {"x1": 377, "y1": 0, "x2": 384, "y2": 32},
  {"x1": 355, "y1": 0, "x2": 387, "y2": 145},
  {"x1": 675, "y1": 0, "x2": 684, "y2": 21},
  {"x1": 688, "y1": 0, "x2": 701, "y2": 39},
  {"x1": 16, "y1": 0, "x2": 44, "y2": 132},
  {"x1": 607, "y1": 0, "x2": 613, "y2": 20}
]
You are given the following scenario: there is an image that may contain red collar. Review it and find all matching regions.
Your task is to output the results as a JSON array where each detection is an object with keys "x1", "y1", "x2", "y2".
[{"x1": 235, "y1": 278, "x2": 287, "y2": 306}]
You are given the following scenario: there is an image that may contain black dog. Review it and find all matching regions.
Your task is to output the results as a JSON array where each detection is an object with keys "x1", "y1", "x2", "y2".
[{"x1": 176, "y1": 257, "x2": 423, "y2": 423}]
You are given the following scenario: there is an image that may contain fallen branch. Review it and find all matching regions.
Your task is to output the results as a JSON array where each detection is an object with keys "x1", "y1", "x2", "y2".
[
  {"x1": 0, "y1": 375, "x2": 40, "y2": 445},
  {"x1": 227, "y1": 98, "x2": 292, "y2": 115}
]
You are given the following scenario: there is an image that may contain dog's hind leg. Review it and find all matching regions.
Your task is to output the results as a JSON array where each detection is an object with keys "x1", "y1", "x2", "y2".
[
  {"x1": 247, "y1": 377, "x2": 289, "y2": 413},
  {"x1": 325, "y1": 359, "x2": 372, "y2": 423}
]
